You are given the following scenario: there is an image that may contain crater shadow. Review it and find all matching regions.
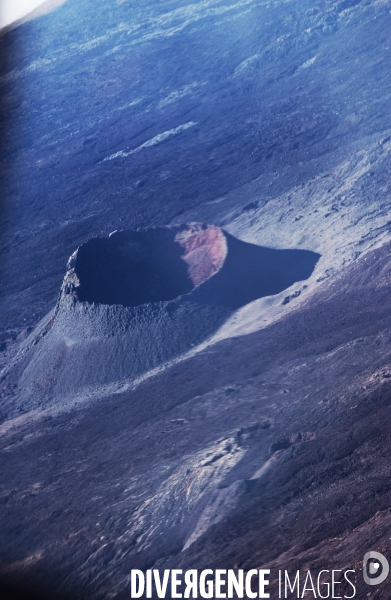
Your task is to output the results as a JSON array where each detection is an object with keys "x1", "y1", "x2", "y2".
[
  {"x1": 75, "y1": 229, "x2": 194, "y2": 306},
  {"x1": 73, "y1": 225, "x2": 320, "y2": 309},
  {"x1": 194, "y1": 233, "x2": 321, "y2": 308}
]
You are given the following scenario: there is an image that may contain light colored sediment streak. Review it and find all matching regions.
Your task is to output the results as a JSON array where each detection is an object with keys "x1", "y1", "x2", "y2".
[
  {"x1": 102, "y1": 121, "x2": 197, "y2": 161},
  {"x1": 158, "y1": 82, "x2": 201, "y2": 108}
]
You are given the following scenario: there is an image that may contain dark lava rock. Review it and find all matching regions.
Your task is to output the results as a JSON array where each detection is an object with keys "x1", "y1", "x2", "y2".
[
  {"x1": 1, "y1": 0, "x2": 391, "y2": 596},
  {"x1": 1, "y1": 0, "x2": 391, "y2": 357},
  {"x1": 1, "y1": 240, "x2": 391, "y2": 600}
]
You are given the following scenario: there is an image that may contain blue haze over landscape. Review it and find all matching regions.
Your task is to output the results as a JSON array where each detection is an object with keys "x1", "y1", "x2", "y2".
[{"x1": 1, "y1": 0, "x2": 391, "y2": 598}]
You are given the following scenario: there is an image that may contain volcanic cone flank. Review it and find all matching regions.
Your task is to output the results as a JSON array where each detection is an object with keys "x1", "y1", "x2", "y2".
[{"x1": 0, "y1": 224, "x2": 319, "y2": 419}]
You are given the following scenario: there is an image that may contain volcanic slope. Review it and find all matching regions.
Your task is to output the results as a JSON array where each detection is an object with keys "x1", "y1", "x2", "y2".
[
  {"x1": 2, "y1": 0, "x2": 391, "y2": 365},
  {"x1": 1, "y1": 240, "x2": 391, "y2": 599},
  {"x1": 0, "y1": 223, "x2": 319, "y2": 419}
]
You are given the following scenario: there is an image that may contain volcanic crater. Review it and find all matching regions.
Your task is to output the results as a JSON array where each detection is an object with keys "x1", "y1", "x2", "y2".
[
  {"x1": 0, "y1": 223, "x2": 320, "y2": 419},
  {"x1": 70, "y1": 223, "x2": 228, "y2": 307},
  {"x1": 65, "y1": 222, "x2": 320, "y2": 310}
]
